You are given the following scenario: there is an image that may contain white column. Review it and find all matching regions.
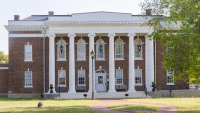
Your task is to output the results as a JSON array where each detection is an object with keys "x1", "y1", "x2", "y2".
[
  {"x1": 128, "y1": 33, "x2": 136, "y2": 92},
  {"x1": 68, "y1": 33, "x2": 76, "y2": 93},
  {"x1": 88, "y1": 33, "x2": 96, "y2": 92},
  {"x1": 145, "y1": 34, "x2": 154, "y2": 91},
  {"x1": 48, "y1": 33, "x2": 56, "y2": 93},
  {"x1": 108, "y1": 33, "x2": 116, "y2": 92}
]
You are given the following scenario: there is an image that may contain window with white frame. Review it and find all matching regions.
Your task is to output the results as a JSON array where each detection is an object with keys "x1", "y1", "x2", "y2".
[
  {"x1": 115, "y1": 39, "x2": 124, "y2": 59},
  {"x1": 24, "y1": 43, "x2": 32, "y2": 61},
  {"x1": 78, "y1": 70, "x2": 85, "y2": 85},
  {"x1": 167, "y1": 70, "x2": 174, "y2": 84},
  {"x1": 134, "y1": 38, "x2": 142, "y2": 59},
  {"x1": 77, "y1": 39, "x2": 86, "y2": 60},
  {"x1": 58, "y1": 69, "x2": 66, "y2": 86},
  {"x1": 57, "y1": 39, "x2": 66, "y2": 61},
  {"x1": 25, "y1": 71, "x2": 32, "y2": 87},
  {"x1": 116, "y1": 69, "x2": 123, "y2": 85},
  {"x1": 135, "y1": 69, "x2": 142, "y2": 84},
  {"x1": 96, "y1": 39, "x2": 105, "y2": 59}
]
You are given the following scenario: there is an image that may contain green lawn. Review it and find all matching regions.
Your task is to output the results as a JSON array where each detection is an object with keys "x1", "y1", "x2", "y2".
[
  {"x1": 107, "y1": 103, "x2": 158, "y2": 113},
  {"x1": 0, "y1": 96, "x2": 103, "y2": 113},
  {"x1": 123, "y1": 98, "x2": 200, "y2": 113}
]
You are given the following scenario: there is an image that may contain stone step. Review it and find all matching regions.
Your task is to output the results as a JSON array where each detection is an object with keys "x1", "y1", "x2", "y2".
[{"x1": 55, "y1": 91, "x2": 151, "y2": 99}]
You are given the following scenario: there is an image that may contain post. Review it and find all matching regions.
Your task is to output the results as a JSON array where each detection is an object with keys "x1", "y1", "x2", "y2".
[{"x1": 92, "y1": 56, "x2": 94, "y2": 100}]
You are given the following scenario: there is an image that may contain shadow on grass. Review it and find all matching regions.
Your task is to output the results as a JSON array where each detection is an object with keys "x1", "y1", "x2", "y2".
[{"x1": 0, "y1": 106, "x2": 103, "y2": 113}]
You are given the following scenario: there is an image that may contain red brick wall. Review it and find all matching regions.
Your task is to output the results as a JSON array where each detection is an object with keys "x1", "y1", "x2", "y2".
[
  {"x1": 9, "y1": 37, "x2": 44, "y2": 93},
  {"x1": 0, "y1": 64, "x2": 9, "y2": 93},
  {"x1": 156, "y1": 39, "x2": 188, "y2": 90}
]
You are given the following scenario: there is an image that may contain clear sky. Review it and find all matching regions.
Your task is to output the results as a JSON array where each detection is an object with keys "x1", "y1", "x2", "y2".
[{"x1": 0, "y1": 0, "x2": 144, "y2": 55}]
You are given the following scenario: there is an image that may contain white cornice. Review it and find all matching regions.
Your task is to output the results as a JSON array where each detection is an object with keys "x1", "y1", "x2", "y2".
[
  {"x1": 4, "y1": 25, "x2": 47, "y2": 31},
  {"x1": 45, "y1": 21, "x2": 145, "y2": 27},
  {"x1": 9, "y1": 34, "x2": 44, "y2": 37}
]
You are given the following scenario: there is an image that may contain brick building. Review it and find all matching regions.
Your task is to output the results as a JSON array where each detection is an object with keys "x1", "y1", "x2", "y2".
[{"x1": 0, "y1": 11, "x2": 188, "y2": 98}]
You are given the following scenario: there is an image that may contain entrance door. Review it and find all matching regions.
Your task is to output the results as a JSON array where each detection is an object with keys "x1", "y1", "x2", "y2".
[{"x1": 95, "y1": 73, "x2": 106, "y2": 92}]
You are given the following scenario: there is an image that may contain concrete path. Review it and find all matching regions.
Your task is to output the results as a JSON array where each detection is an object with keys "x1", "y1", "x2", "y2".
[{"x1": 90, "y1": 100, "x2": 177, "y2": 113}]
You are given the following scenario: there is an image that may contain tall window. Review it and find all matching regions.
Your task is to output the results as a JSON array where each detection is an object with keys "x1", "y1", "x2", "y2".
[
  {"x1": 134, "y1": 38, "x2": 142, "y2": 59},
  {"x1": 24, "y1": 43, "x2": 32, "y2": 61},
  {"x1": 25, "y1": 71, "x2": 32, "y2": 87},
  {"x1": 167, "y1": 70, "x2": 174, "y2": 84},
  {"x1": 58, "y1": 69, "x2": 66, "y2": 86},
  {"x1": 57, "y1": 39, "x2": 66, "y2": 61},
  {"x1": 78, "y1": 70, "x2": 85, "y2": 85},
  {"x1": 116, "y1": 69, "x2": 123, "y2": 85},
  {"x1": 135, "y1": 69, "x2": 142, "y2": 84},
  {"x1": 77, "y1": 39, "x2": 86, "y2": 60},
  {"x1": 115, "y1": 39, "x2": 124, "y2": 59},
  {"x1": 96, "y1": 39, "x2": 105, "y2": 60}
]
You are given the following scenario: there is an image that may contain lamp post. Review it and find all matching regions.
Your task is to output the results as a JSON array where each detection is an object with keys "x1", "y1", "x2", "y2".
[{"x1": 90, "y1": 50, "x2": 95, "y2": 100}]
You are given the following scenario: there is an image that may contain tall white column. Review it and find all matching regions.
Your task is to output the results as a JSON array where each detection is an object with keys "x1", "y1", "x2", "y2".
[
  {"x1": 145, "y1": 34, "x2": 154, "y2": 91},
  {"x1": 128, "y1": 33, "x2": 136, "y2": 92},
  {"x1": 48, "y1": 33, "x2": 56, "y2": 93},
  {"x1": 68, "y1": 33, "x2": 76, "y2": 93},
  {"x1": 108, "y1": 33, "x2": 116, "y2": 92},
  {"x1": 88, "y1": 33, "x2": 96, "y2": 92}
]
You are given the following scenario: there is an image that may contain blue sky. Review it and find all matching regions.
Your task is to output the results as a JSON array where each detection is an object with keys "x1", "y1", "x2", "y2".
[{"x1": 0, "y1": 0, "x2": 143, "y2": 55}]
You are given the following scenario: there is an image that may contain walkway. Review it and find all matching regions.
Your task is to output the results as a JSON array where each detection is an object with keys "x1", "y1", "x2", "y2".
[{"x1": 90, "y1": 100, "x2": 177, "y2": 113}]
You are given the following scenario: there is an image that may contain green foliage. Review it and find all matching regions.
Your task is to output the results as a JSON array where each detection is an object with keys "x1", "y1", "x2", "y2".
[
  {"x1": 152, "y1": 81, "x2": 155, "y2": 85},
  {"x1": 140, "y1": 0, "x2": 200, "y2": 84},
  {"x1": 0, "y1": 51, "x2": 8, "y2": 64}
]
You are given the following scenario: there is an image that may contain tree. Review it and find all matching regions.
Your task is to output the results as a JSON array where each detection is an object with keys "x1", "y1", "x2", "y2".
[
  {"x1": 140, "y1": 0, "x2": 200, "y2": 84},
  {"x1": 0, "y1": 51, "x2": 8, "y2": 64}
]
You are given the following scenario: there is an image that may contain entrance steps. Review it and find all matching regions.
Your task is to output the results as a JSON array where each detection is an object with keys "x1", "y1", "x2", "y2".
[{"x1": 55, "y1": 91, "x2": 150, "y2": 99}]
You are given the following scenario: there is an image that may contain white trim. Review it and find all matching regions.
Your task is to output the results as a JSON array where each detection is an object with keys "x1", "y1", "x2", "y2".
[
  {"x1": 0, "y1": 67, "x2": 9, "y2": 69},
  {"x1": 134, "y1": 58, "x2": 143, "y2": 60},
  {"x1": 24, "y1": 60, "x2": 33, "y2": 62},
  {"x1": 24, "y1": 86, "x2": 33, "y2": 88},
  {"x1": 96, "y1": 58, "x2": 106, "y2": 61},
  {"x1": 57, "y1": 59, "x2": 67, "y2": 61},
  {"x1": 76, "y1": 59, "x2": 87, "y2": 61},
  {"x1": 166, "y1": 83, "x2": 175, "y2": 85},
  {"x1": 9, "y1": 34, "x2": 43, "y2": 37},
  {"x1": 57, "y1": 85, "x2": 67, "y2": 87},
  {"x1": 135, "y1": 84, "x2": 143, "y2": 86},
  {"x1": 115, "y1": 58, "x2": 125, "y2": 60}
]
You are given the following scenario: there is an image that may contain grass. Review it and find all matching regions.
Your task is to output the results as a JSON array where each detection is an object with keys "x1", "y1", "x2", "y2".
[
  {"x1": 0, "y1": 96, "x2": 103, "y2": 113},
  {"x1": 123, "y1": 98, "x2": 200, "y2": 113},
  {"x1": 107, "y1": 103, "x2": 158, "y2": 113}
]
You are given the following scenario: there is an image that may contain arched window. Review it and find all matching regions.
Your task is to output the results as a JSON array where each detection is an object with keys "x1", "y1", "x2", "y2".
[
  {"x1": 96, "y1": 39, "x2": 105, "y2": 60},
  {"x1": 77, "y1": 39, "x2": 86, "y2": 60},
  {"x1": 115, "y1": 39, "x2": 124, "y2": 59},
  {"x1": 134, "y1": 38, "x2": 142, "y2": 59},
  {"x1": 57, "y1": 39, "x2": 66, "y2": 61}
]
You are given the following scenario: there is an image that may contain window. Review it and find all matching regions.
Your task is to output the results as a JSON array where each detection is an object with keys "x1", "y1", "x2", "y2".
[
  {"x1": 134, "y1": 38, "x2": 142, "y2": 59},
  {"x1": 57, "y1": 39, "x2": 66, "y2": 61},
  {"x1": 116, "y1": 69, "x2": 123, "y2": 85},
  {"x1": 77, "y1": 39, "x2": 86, "y2": 60},
  {"x1": 135, "y1": 69, "x2": 142, "y2": 84},
  {"x1": 96, "y1": 39, "x2": 105, "y2": 60},
  {"x1": 115, "y1": 39, "x2": 124, "y2": 59},
  {"x1": 78, "y1": 70, "x2": 85, "y2": 85},
  {"x1": 24, "y1": 43, "x2": 32, "y2": 61},
  {"x1": 58, "y1": 69, "x2": 66, "y2": 86},
  {"x1": 25, "y1": 71, "x2": 32, "y2": 87},
  {"x1": 167, "y1": 70, "x2": 174, "y2": 84}
]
